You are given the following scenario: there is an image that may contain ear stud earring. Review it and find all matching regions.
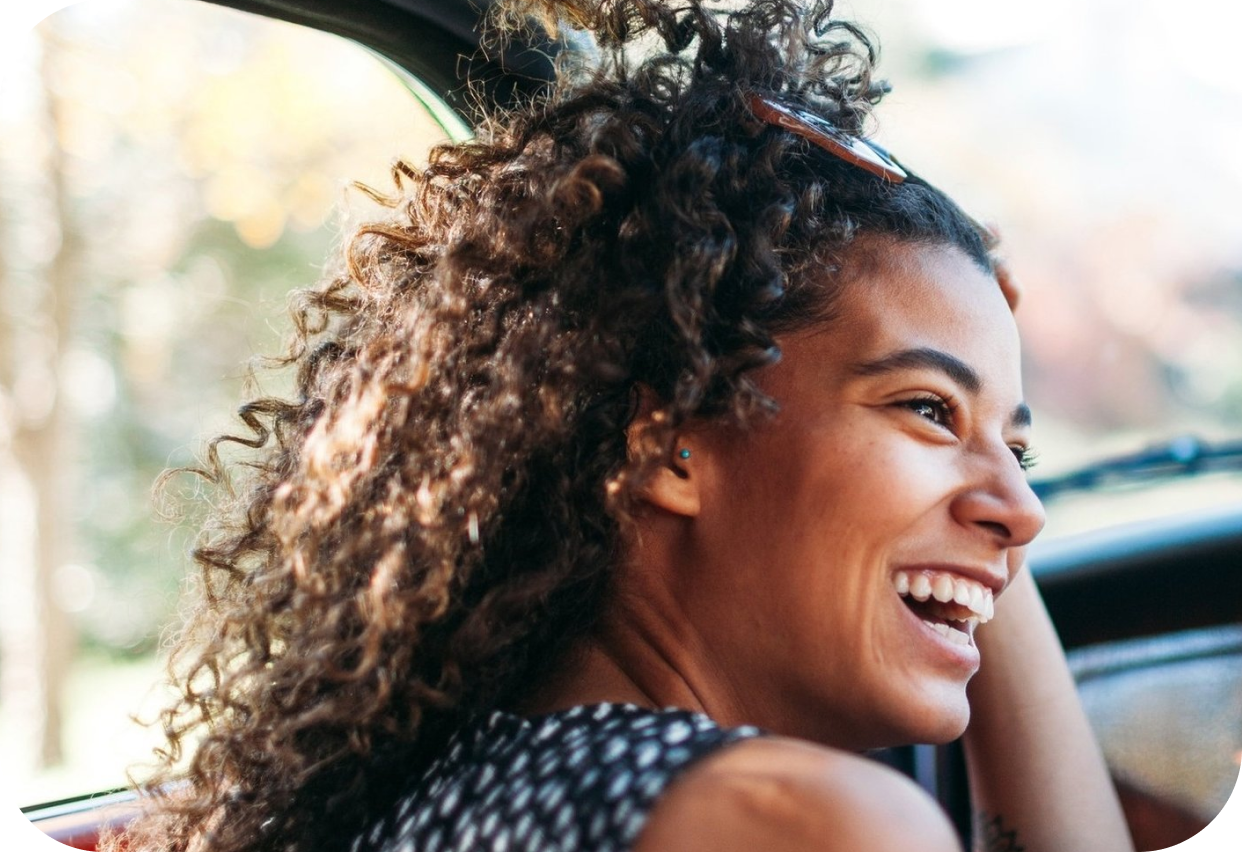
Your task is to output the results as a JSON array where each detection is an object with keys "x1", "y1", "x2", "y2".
[{"x1": 678, "y1": 448, "x2": 691, "y2": 460}]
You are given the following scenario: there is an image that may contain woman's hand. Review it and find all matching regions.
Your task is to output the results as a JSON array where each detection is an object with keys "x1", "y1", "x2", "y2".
[{"x1": 962, "y1": 565, "x2": 1134, "y2": 852}]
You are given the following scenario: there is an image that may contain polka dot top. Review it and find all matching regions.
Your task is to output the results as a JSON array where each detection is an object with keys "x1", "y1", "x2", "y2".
[{"x1": 354, "y1": 703, "x2": 764, "y2": 852}]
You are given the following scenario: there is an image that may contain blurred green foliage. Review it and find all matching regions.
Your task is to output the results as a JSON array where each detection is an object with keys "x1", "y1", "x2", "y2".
[{"x1": 1, "y1": 0, "x2": 446, "y2": 659}]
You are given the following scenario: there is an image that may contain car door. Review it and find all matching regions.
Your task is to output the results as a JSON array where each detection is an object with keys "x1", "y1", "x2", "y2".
[{"x1": 930, "y1": 494, "x2": 1242, "y2": 850}]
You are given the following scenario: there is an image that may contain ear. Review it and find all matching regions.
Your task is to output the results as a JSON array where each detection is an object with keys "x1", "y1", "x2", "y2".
[
  {"x1": 984, "y1": 221, "x2": 1021, "y2": 311},
  {"x1": 626, "y1": 389, "x2": 701, "y2": 518}
]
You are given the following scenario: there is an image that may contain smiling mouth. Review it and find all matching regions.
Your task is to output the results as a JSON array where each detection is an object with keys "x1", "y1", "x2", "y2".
[{"x1": 894, "y1": 570, "x2": 994, "y2": 647}]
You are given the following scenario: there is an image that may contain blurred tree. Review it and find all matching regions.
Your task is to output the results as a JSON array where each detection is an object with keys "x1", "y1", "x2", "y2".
[
  {"x1": 0, "y1": 25, "x2": 79, "y2": 771},
  {"x1": 3, "y1": 1, "x2": 444, "y2": 793}
]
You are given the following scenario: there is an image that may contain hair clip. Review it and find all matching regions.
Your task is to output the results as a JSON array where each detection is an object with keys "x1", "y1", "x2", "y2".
[{"x1": 747, "y1": 93, "x2": 907, "y2": 183}]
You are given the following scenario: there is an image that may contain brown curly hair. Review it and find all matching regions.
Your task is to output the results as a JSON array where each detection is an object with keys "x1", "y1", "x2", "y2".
[{"x1": 113, "y1": 2, "x2": 993, "y2": 851}]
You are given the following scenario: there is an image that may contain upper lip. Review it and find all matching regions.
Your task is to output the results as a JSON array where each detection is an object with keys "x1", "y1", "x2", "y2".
[{"x1": 894, "y1": 563, "x2": 1008, "y2": 597}]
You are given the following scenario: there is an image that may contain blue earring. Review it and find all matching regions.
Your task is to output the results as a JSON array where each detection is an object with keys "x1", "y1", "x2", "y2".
[{"x1": 678, "y1": 448, "x2": 691, "y2": 460}]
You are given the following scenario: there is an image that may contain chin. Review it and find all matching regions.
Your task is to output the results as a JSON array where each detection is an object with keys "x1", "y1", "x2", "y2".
[
  {"x1": 823, "y1": 703, "x2": 970, "y2": 752},
  {"x1": 901, "y1": 691, "x2": 972, "y2": 745},
  {"x1": 867, "y1": 687, "x2": 972, "y2": 748},
  {"x1": 918, "y1": 710, "x2": 970, "y2": 745},
  {"x1": 799, "y1": 681, "x2": 972, "y2": 750}
]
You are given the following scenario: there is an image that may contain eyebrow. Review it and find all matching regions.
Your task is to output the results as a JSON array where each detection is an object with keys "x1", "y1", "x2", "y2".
[
  {"x1": 852, "y1": 346, "x2": 1033, "y2": 428},
  {"x1": 1010, "y1": 401, "x2": 1033, "y2": 429}
]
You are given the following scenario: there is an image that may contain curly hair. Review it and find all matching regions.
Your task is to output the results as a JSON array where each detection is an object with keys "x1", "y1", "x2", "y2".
[{"x1": 113, "y1": 2, "x2": 993, "y2": 851}]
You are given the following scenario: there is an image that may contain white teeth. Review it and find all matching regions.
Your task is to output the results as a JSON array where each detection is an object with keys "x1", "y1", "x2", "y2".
[
  {"x1": 894, "y1": 570, "x2": 996, "y2": 624},
  {"x1": 909, "y1": 573, "x2": 932, "y2": 601},
  {"x1": 923, "y1": 618, "x2": 972, "y2": 646},
  {"x1": 894, "y1": 571, "x2": 910, "y2": 595},
  {"x1": 931, "y1": 574, "x2": 955, "y2": 604},
  {"x1": 953, "y1": 579, "x2": 971, "y2": 606}
]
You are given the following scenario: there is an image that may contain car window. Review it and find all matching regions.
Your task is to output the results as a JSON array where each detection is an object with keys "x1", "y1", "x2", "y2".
[
  {"x1": 2, "y1": 0, "x2": 1240, "y2": 844},
  {"x1": 864, "y1": 0, "x2": 1242, "y2": 539},
  {"x1": 1069, "y1": 626, "x2": 1242, "y2": 841},
  {"x1": 0, "y1": 0, "x2": 454, "y2": 807}
]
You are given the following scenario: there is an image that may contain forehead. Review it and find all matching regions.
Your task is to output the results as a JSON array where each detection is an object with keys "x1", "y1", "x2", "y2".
[
  {"x1": 831, "y1": 239, "x2": 1018, "y2": 363},
  {"x1": 773, "y1": 239, "x2": 1024, "y2": 402}
]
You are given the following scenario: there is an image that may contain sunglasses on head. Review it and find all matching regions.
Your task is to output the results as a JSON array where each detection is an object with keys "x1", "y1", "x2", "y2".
[{"x1": 747, "y1": 93, "x2": 907, "y2": 183}]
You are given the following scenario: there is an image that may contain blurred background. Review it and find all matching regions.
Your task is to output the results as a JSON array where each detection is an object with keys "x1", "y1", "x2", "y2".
[{"x1": 0, "y1": 0, "x2": 1239, "y2": 817}]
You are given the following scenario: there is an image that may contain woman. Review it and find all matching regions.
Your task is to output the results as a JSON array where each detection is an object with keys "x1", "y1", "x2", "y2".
[{"x1": 115, "y1": 1, "x2": 1135, "y2": 851}]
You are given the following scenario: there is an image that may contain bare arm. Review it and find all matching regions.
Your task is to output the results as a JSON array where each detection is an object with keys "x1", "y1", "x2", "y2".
[{"x1": 963, "y1": 567, "x2": 1134, "y2": 852}]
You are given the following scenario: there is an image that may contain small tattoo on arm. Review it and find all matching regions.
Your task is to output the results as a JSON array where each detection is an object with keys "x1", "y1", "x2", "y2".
[{"x1": 973, "y1": 812, "x2": 1025, "y2": 852}]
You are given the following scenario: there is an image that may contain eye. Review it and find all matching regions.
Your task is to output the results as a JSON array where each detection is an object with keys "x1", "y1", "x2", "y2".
[
  {"x1": 1011, "y1": 445, "x2": 1039, "y2": 472},
  {"x1": 900, "y1": 395, "x2": 954, "y2": 428}
]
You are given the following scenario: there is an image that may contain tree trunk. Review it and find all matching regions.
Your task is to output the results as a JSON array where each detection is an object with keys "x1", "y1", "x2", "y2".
[{"x1": 0, "y1": 23, "x2": 80, "y2": 774}]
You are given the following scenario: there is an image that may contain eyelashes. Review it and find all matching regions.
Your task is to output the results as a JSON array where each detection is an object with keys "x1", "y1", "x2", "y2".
[
  {"x1": 1011, "y1": 446, "x2": 1039, "y2": 473},
  {"x1": 900, "y1": 394, "x2": 956, "y2": 428},
  {"x1": 898, "y1": 394, "x2": 1039, "y2": 472}
]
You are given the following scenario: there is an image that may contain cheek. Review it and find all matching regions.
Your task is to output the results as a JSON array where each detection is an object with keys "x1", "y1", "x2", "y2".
[
  {"x1": 795, "y1": 421, "x2": 954, "y2": 542},
  {"x1": 700, "y1": 412, "x2": 958, "y2": 601}
]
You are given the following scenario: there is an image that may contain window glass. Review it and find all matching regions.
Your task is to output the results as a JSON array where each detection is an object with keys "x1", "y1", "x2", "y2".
[
  {"x1": 0, "y1": 0, "x2": 452, "y2": 805},
  {"x1": 3, "y1": 0, "x2": 1241, "y2": 819},
  {"x1": 1069, "y1": 627, "x2": 1242, "y2": 832},
  {"x1": 866, "y1": 0, "x2": 1242, "y2": 538}
]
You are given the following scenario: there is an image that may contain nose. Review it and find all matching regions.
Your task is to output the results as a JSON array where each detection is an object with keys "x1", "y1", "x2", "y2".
[{"x1": 950, "y1": 449, "x2": 1046, "y2": 548}]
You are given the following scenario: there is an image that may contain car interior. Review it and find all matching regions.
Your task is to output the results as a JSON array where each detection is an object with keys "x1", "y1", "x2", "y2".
[{"x1": 14, "y1": 1, "x2": 1242, "y2": 850}]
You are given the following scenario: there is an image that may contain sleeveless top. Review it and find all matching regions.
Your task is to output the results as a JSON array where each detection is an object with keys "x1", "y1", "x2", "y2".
[{"x1": 353, "y1": 703, "x2": 764, "y2": 852}]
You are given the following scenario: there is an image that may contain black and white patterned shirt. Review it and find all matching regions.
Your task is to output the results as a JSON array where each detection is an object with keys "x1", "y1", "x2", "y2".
[{"x1": 354, "y1": 703, "x2": 764, "y2": 852}]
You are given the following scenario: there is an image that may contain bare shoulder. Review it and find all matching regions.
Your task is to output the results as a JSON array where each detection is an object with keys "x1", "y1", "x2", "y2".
[{"x1": 633, "y1": 736, "x2": 963, "y2": 852}]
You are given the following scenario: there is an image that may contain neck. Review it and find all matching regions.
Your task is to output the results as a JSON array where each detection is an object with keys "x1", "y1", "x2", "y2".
[{"x1": 517, "y1": 606, "x2": 728, "y2": 720}]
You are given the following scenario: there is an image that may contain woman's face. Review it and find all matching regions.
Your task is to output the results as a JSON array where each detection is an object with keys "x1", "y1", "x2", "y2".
[{"x1": 681, "y1": 238, "x2": 1044, "y2": 749}]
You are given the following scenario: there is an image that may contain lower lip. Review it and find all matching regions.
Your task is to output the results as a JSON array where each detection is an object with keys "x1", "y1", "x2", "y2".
[{"x1": 896, "y1": 595, "x2": 981, "y2": 672}]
